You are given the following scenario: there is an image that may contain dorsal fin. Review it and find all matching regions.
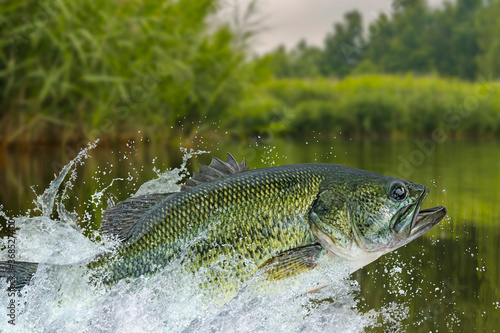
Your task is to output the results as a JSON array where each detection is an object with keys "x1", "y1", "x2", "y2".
[
  {"x1": 101, "y1": 193, "x2": 173, "y2": 243},
  {"x1": 181, "y1": 153, "x2": 249, "y2": 191}
]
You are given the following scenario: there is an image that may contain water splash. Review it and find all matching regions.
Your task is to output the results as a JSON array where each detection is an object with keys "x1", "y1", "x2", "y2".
[
  {"x1": 134, "y1": 147, "x2": 209, "y2": 196},
  {"x1": 34, "y1": 140, "x2": 99, "y2": 220},
  {"x1": 0, "y1": 143, "x2": 408, "y2": 332}
]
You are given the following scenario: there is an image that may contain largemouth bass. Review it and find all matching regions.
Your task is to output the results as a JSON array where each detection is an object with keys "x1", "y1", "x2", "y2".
[{"x1": 0, "y1": 154, "x2": 446, "y2": 292}]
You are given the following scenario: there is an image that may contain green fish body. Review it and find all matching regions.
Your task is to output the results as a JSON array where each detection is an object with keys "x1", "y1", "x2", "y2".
[
  {"x1": 90, "y1": 154, "x2": 446, "y2": 288},
  {"x1": 93, "y1": 163, "x2": 325, "y2": 284},
  {"x1": 1, "y1": 154, "x2": 447, "y2": 293}
]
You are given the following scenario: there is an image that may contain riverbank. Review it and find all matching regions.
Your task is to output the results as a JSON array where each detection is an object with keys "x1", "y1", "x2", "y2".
[{"x1": 2, "y1": 75, "x2": 500, "y2": 148}]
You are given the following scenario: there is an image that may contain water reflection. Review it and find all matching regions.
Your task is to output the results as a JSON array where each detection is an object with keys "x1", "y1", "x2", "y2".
[{"x1": 356, "y1": 220, "x2": 499, "y2": 332}]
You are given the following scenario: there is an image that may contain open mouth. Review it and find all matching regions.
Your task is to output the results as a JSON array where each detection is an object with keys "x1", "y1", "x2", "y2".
[
  {"x1": 393, "y1": 186, "x2": 447, "y2": 244},
  {"x1": 410, "y1": 185, "x2": 447, "y2": 236},
  {"x1": 410, "y1": 206, "x2": 447, "y2": 237},
  {"x1": 392, "y1": 204, "x2": 447, "y2": 249}
]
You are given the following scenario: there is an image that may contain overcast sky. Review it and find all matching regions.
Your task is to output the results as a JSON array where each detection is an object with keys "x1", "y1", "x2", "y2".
[{"x1": 227, "y1": 0, "x2": 446, "y2": 53}]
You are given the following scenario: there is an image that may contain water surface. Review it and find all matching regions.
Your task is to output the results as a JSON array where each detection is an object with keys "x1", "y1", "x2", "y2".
[{"x1": 0, "y1": 138, "x2": 498, "y2": 332}]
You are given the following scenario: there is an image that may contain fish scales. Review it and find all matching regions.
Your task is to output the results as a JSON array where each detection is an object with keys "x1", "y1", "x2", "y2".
[
  {"x1": 96, "y1": 164, "x2": 328, "y2": 284},
  {"x1": 0, "y1": 154, "x2": 447, "y2": 295}
]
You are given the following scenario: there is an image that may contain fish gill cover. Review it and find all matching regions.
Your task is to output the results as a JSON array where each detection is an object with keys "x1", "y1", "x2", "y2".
[{"x1": 0, "y1": 141, "x2": 428, "y2": 332}]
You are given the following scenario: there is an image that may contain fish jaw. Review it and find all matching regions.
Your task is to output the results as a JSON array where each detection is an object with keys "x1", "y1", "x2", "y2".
[
  {"x1": 309, "y1": 204, "x2": 447, "y2": 273},
  {"x1": 377, "y1": 205, "x2": 447, "y2": 257},
  {"x1": 310, "y1": 223, "x2": 385, "y2": 273},
  {"x1": 397, "y1": 206, "x2": 447, "y2": 247}
]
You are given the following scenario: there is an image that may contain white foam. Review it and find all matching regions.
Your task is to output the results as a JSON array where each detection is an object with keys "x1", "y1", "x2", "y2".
[{"x1": 0, "y1": 144, "x2": 408, "y2": 332}]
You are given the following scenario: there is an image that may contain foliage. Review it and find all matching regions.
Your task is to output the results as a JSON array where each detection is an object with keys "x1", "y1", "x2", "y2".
[
  {"x1": 231, "y1": 75, "x2": 500, "y2": 138},
  {"x1": 475, "y1": 0, "x2": 500, "y2": 79},
  {"x1": 262, "y1": 0, "x2": 500, "y2": 81},
  {"x1": 321, "y1": 10, "x2": 365, "y2": 77},
  {"x1": 0, "y1": 0, "x2": 254, "y2": 145},
  {"x1": 1, "y1": 0, "x2": 500, "y2": 145}
]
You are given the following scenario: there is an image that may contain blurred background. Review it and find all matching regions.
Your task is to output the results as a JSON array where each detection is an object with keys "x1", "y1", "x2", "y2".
[
  {"x1": 0, "y1": 1, "x2": 499, "y2": 331},
  {"x1": 1, "y1": 0, "x2": 499, "y2": 148}
]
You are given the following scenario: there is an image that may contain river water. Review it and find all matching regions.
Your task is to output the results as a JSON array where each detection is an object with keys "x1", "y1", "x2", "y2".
[{"x1": 0, "y1": 138, "x2": 498, "y2": 332}]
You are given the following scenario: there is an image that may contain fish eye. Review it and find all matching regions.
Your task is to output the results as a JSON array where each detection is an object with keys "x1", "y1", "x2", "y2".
[{"x1": 389, "y1": 182, "x2": 408, "y2": 202}]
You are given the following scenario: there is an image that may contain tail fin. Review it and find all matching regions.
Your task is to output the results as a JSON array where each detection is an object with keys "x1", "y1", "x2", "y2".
[{"x1": 0, "y1": 261, "x2": 38, "y2": 290}]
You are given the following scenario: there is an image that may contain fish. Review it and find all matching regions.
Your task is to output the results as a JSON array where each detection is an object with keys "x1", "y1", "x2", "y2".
[{"x1": 0, "y1": 153, "x2": 447, "y2": 293}]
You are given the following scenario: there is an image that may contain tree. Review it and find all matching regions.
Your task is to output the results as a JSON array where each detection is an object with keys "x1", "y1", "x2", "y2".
[
  {"x1": 365, "y1": 0, "x2": 434, "y2": 73},
  {"x1": 475, "y1": 0, "x2": 500, "y2": 79},
  {"x1": 261, "y1": 0, "x2": 492, "y2": 81},
  {"x1": 321, "y1": 10, "x2": 365, "y2": 77}
]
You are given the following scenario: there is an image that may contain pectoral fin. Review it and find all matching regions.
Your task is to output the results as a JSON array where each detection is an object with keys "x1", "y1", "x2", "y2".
[{"x1": 259, "y1": 244, "x2": 323, "y2": 280}]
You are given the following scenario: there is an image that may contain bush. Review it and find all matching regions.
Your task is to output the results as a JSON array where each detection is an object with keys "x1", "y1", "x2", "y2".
[
  {"x1": 234, "y1": 75, "x2": 500, "y2": 138},
  {"x1": 0, "y1": 0, "x2": 251, "y2": 145}
]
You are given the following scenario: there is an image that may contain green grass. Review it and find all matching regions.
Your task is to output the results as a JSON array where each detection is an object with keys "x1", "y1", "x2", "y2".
[{"x1": 0, "y1": 0, "x2": 251, "y2": 146}]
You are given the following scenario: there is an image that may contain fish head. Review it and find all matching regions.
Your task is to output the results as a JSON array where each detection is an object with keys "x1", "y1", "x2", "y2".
[{"x1": 309, "y1": 171, "x2": 447, "y2": 270}]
